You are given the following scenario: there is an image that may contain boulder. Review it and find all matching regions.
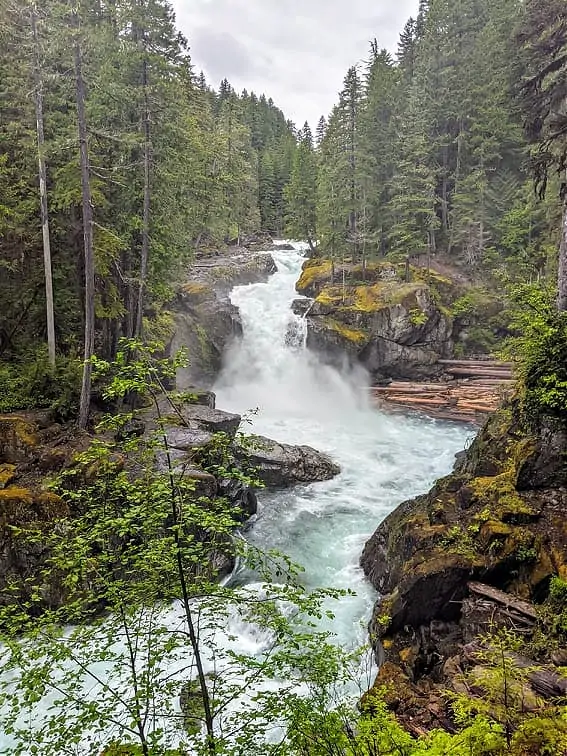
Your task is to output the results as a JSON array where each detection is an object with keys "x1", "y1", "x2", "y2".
[
  {"x1": 184, "y1": 405, "x2": 241, "y2": 437},
  {"x1": 218, "y1": 477, "x2": 258, "y2": 522},
  {"x1": 0, "y1": 415, "x2": 39, "y2": 463},
  {"x1": 238, "y1": 435, "x2": 340, "y2": 488},
  {"x1": 165, "y1": 427, "x2": 214, "y2": 452},
  {"x1": 0, "y1": 485, "x2": 70, "y2": 608},
  {"x1": 295, "y1": 259, "x2": 460, "y2": 381}
]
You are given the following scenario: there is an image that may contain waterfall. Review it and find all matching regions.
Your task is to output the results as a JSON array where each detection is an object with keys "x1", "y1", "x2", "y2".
[
  {"x1": 214, "y1": 243, "x2": 472, "y2": 645},
  {"x1": 0, "y1": 242, "x2": 472, "y2": 754}
]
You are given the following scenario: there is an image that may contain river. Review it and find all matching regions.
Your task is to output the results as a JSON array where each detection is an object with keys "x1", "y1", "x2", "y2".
[
  {"x1": 215, "y1": 243, "x2": 472, "y2": 652},
  {"x1": 0, "y1": 243, "x2": 472, "y2": 754}
]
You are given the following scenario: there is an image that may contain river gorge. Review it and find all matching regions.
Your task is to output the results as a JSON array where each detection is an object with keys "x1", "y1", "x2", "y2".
[{"x1": 0, "y1": 244, "x2": 473, "y2": 753}]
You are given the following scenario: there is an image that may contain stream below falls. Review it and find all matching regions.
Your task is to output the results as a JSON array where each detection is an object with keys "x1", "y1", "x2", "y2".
[
  {"x1": 0, "y1": 244, "x2": 474, "y2": 753},
  {"x1": 214, "y1": 243, "x2": 473, "y2": 651}
]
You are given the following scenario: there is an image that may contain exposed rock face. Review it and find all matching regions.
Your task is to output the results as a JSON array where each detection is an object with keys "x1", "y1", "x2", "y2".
[
  {"x1": 0, "y1": 394, "x2": 339, "y2": 611},
  {"x1": 295, "y1": 258, "x2": 460, "y2": 381},
  {"x1": 170, "y1": 249, "x2": 277, "y2": 388},
  {"x1": 237, "y1": 435, "x2": 341, "y2": 488},
  {"x1": 182, "y1": 405, "x2": 241, "y2": 436},
  {"x1": 360, "y1": 405, "x2": 567, "y2": 730}
]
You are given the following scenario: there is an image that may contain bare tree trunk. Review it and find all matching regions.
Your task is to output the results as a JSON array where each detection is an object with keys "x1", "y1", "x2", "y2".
[
  {"x1": 448, "y1": 120, "x2": 464, "y2": 256},
  {"x1": 558, "y1": 197, "x2": 567, "y2": 312},
  {"x1": 31, "y1": 5, "x2": 56, "y2": 368},
  {"x1": 73, "y1": 14, "x2": 95, "y2": 430},
  {"x1": 135, "y1": 53, "x2": 150, "y2": 340}
]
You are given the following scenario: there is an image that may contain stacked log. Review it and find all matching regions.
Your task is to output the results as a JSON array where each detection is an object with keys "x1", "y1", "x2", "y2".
[{"x1": 370, "y1": 360, "x2": 513, "y2": 424}]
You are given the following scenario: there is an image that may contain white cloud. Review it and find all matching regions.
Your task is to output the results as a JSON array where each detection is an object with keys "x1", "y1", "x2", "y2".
[{"x1": 171, "y1": 0, "x2": 419, "y2": 127}]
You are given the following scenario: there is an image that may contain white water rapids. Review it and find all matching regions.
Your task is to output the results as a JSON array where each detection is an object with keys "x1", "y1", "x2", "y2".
[
  {"x1": 215, "y1": 243, "x2": 472, "y2": 646},
  {"x1": 0, "y1": 243, "x2": 473, "y2": 754}
]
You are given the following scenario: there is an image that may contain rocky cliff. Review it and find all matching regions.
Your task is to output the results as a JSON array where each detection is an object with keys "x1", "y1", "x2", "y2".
[
  {"x1": 0, "y1": 399, "x2": 340, "y2": 613},
  {"x1": 169, "y1": 246, "x2": 277, "y2": 388},
  {"x1": 294, "y1": 257, "x2": 462, "y2": 382},
  {"x1": 360, "y1": 404, "x2": 567, "y2": 731}
]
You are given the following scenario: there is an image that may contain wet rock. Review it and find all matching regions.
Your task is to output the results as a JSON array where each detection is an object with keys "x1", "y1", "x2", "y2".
[
  {"x1": 170, "y1": 251, "x2": 277, "y2": 388},
  {"x1": 184, "y1": 405, "x2": 241, "y2": 437},
  {"x1": 166, "y1": 427, "x2": 214, "y2": 452},
  {"x1": 218, "y1": 477, "x2": 258, "y2": 522},
  {"x1": 291, "y1": 298, "x2": 313, "y2": 317},
  {"x1": 170, "y1": 293, "x2": 242, "y2": 389},
  {"x1": 238, "y1": 435, "x2": 340, "y2": 488}
]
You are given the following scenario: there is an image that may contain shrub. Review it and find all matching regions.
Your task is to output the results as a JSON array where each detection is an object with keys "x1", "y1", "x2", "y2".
[{"x1": 0, "y1": 349, "x2": 81, "y2": 419}]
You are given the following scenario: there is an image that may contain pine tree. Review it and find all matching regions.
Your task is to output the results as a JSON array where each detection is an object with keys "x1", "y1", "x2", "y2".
[
  {"x1": 316, "y1": 115, "x2": 327, "y2": 146},
  {"x1": 284, "y1": 122, "x2": 317, "y2": 248},
  {"x1": 517, "y1": 0, "x2": 567, "y2": 309}
]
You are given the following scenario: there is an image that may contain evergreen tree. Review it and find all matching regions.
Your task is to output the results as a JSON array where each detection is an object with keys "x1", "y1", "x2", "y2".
[
  {"x1": 284, "y1": 122, "x2": 317, "y2": 248},
  {"x1": 517, "y1": 0, "x2": 567, "y2": 309}
]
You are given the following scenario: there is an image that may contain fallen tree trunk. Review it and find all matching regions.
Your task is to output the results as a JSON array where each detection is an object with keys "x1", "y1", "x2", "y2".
[{"x1": 462, "y1": 641, "x2": 567, "y2": 700}]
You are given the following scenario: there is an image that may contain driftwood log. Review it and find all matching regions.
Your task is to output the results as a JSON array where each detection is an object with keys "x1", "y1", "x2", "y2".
[
  {"x1": 369, "y1": 360, "x2": 513, "y2": 423},
  {"x1": 462, "y1": 641, "x2": 567, "y2": 700}
]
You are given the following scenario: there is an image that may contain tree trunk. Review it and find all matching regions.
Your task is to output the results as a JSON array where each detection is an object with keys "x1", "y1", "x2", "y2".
[
  {"x1": 558, "y1": 186, "x2": 567, "y2": 311},
  {"x1": 73, "y1": 14, "x2": 95, "y2": 430},
  {"x1": 31, "y1": 6, "x2": 56, "y2": 368},
  {"x1": 135, "y1": 53, "x2": 151, "y2": 340}
]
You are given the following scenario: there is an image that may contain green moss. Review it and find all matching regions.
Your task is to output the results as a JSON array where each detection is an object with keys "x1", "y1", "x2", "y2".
[
  {"x1": 315, "y1": 286, "x2": 344, "y2": 307},
  {"x1": 470, "y1": 471, "x2": 532, "y2": 518},
  {"x1": 324, "y1": 318, "x2": 368, "y2": 345},
  {"x1": 0, "y1": 415, "x2": 39, "y2": 450},
  {"x1": 181, "y1": 282, "x2": 211, "y2": 295},
  {"x1": 296, "y1": 259, "x2": 333, "y2": 293}
]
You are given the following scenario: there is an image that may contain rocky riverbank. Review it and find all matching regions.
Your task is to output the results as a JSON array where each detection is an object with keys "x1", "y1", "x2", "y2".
[
  {"x1": 293, "y1": 255, "x2": 511, "y2": 383},
  {"x1": 292, "y1": 257, "x2": 460, "y2": 382},
  {"x1": 0, "y1": 394, "x2": 340, "y2": 611},
  {"x1": 359, "y1": 403, "x2": 567, "y2": 733}
]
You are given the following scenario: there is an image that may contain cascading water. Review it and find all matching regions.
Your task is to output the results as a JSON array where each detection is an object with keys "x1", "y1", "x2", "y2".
[
  {"x1": 0, "y1": 243, "x2": 474, "y2": 754},
  {"x1": 214, "y1": 243, "x2": 473, "y2": 646}
]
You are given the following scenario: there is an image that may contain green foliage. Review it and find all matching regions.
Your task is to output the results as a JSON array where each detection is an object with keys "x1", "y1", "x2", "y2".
[
  {"x1": 0, "y1": 343, "x2": 349, "y2": 755},
  {"x1": 0, "y1": 350, "x2": 81, "y2": 419},
  {"x1": 0, "y1": 1, "x2": 298, "y2": 369},
  {"x1": 506, "y1": 284, "x2": 567, "y2": 421}
]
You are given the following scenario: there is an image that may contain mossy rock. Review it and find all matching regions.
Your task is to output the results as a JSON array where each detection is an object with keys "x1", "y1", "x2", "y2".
[
  {"x1": 296, "y1": 258, "x2": 334, "y2": 296},
  {"x1": 321, "y1": 317, "x2": 369, "y2": 345},
  {"x1": 0, "y1": 415, "x2": 39, "y2": 463},
  {"x1": 0, "y1": 486, "x2": 68, "y2": 527},
  {"x1": 0, "y1": 463, "x2": 16, "y2": 489}
]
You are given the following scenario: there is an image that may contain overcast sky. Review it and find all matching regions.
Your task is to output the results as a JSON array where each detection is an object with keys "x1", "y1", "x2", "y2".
[{"x1": 172, "y1": 0, "x2": 419, "y2": 128}]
